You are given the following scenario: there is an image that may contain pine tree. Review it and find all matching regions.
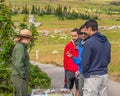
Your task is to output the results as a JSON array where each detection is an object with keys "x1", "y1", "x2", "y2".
[
  {"x1": 55, "y1": 4, "x2": 64, "y2": 20},
  {"x1": 0, "y1": 1, "x2": 15, "y2": 93},
  {"x1": 21, "y1": 4, "x2": 29, "y2": 14},
  {"x1": 0, "y1": 1, "x2": 16, "y2": 66},
  {"x1": 31, "y1": 4, "x2": 36, "y2": 14}
]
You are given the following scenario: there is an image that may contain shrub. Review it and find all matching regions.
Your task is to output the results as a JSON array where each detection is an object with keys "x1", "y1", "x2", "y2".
[
  {"x1": 0, "y1": 66, "x2": 13, "y2": 93},
  {"x1": 110, "y1": 1, "x2": 120, "y2": 6},
  {"x1": 29, "y1": 64, "x2": 51, "y2": 89},
  {"x1": 0, "y1": 64, "x2": 51, "y2": 94}
]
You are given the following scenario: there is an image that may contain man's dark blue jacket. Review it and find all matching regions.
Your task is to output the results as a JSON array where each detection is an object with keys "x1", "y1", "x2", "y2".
[{"x1": 81, "y1": 32, "x2": 111, "y2": 78}]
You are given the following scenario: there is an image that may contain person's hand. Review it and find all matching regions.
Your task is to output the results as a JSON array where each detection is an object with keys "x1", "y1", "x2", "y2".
[
  {"x1": 75, "y1": 71, "x2": 80, "y2": 79},
  {"x1": 66, "y1": 50, "x2": 73, "y2": 58}
]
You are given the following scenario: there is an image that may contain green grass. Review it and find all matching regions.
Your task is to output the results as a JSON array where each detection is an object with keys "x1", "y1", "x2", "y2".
[
  {"x1": 11, "y1": 14, "x2": 120, "y2": 29},
  {"x1": 30, "y1": 44, "x2": 64, "y2": 65},
  {"x1": 11, "y1": 14, "x2": 28, "y2": 23},
  {"x1": 103, "y1": 30, "x2": 120, "y2": 42},
  {"x1": 0, "y1": 94, "x2": 12, "y2": 96},
  {"x1": 98, "y1": 20, "x2": 120, "y2": 26},
  {"x1": 35, "y1": 15, "x2": 87, "y2": 30},
  {"x1": 101, "y1": 30, "x2": 120, "y2": 78}
]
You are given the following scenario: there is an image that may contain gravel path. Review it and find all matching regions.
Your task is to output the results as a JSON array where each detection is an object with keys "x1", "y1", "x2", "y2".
[{"x1": 31, "y1": 61, "x2": 120, "y2": 96}]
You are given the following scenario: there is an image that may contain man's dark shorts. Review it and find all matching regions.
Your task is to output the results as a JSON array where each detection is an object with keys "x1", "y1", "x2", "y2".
[{"x1": 64, "y1": 70, "x2": 79, "y2": 90}]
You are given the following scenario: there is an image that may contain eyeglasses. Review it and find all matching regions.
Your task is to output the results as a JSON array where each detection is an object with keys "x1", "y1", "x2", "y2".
[{"x1": 79, "y1": 32, "x2": 87, "y2": 35}]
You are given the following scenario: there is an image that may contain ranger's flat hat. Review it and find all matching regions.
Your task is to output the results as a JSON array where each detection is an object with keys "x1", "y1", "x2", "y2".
[{"x1": 16, "y1": 29, "x2": 32, "y2": 39}]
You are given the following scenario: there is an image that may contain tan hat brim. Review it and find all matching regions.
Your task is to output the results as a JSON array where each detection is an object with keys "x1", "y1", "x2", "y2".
[{"x1": 16, "y1": 34, "x2": 32, "y2": 39}]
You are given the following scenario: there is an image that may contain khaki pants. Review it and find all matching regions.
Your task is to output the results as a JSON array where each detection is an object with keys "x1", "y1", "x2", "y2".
[
  {"x1": 12, "y1": 75, "x2": 28, "y2": 96},
  {"x1": 83, "y1": 74, "x2": 109, "y2": 96}
]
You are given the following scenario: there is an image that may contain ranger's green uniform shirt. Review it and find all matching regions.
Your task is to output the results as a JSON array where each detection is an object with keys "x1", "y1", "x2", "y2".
[{"x1": 12, "y1": 42, "x2": 30, "y2": 79}]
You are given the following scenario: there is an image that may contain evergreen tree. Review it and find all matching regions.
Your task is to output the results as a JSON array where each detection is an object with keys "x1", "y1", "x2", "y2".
[
  {"x1": 37, "y1": 5, "x2": 41, "y2": 15},
  {"x1": 21, "y1": 4, "x2": 29, "y2": 14},
  {"x1": 63, "y1": 5, "x2": 68, "y2": 17},
  {"x1": 0, "y1": 1, "x2": 16, "y2": 66},
  {"x1": 55, "y1": 4, "x2": 62, "y2": 16},
  {"x1": 0, "y1": 1, "x2": 16, "y2": 93},
  {"x1": 46, "y1": 5, "x2": 52, "y2": 15},
  {"x1": 31, "y1": 4, "x2": 36, "y2": 14},
  {"x1": 55, "y1": 4, "x2": 64, "y2": 20}
]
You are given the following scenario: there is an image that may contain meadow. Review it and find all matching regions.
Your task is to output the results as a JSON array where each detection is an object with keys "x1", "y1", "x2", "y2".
[
  {"x1": 31, "y1": 15, "x2": 120, "y2": 82},
  {"x1": 7, "y1": 0, "x2": 120, "y2": 82}
]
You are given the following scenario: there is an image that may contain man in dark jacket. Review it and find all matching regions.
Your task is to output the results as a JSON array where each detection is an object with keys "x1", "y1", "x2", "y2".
[{"x1": 81, "y1": 19, "x2": 111, "y2": 96}]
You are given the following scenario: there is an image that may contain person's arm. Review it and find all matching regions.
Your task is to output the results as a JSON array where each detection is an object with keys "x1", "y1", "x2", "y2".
[
  {"x1": 72, "y1": 46, "x2": 82, "y2": 64},
  {"x1": 63, "y1": 44, "x2": 72, "y2": 70},
  {"x1": 81, "y1": 43, "x2": 91, "y2": 74},
  {"x1": 108, "y1": 43, "x2": 111, "y2": 64},
  {"x1": 66, "y1": 53, "x2": 81, "y2": 65},
  {"x1": 72, "y1": 57, "x2": 81, "y2": 65}
]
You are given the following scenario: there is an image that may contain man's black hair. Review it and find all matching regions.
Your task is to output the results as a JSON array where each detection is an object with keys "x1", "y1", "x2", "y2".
[
  {"x1": 84, "y1": 19, "x2": 98, "y2": 31},
  {"x1": 71, "y1": 28, "x2": 79, "y2": 35}
]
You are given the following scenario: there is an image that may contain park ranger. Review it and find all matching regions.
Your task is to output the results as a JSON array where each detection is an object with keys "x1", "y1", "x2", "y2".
[{"x1": 12, "y1": 29, "x2": 32, "y2": 96}]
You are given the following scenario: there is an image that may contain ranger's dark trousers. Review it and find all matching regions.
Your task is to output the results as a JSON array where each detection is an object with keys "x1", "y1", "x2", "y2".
[{"x1": 12, "y1": 75, "x2": 28, "y2": 96}]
